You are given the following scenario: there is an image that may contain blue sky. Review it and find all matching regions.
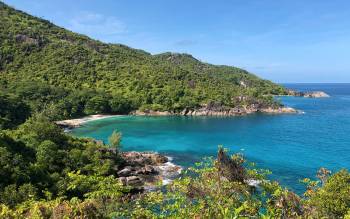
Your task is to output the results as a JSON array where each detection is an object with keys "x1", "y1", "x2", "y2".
[{"x1": 3, "y1": 0, "x2": 350, "y2": 83}]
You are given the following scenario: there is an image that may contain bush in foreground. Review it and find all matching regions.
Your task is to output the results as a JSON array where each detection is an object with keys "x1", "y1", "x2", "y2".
[{"x1": 1, "y1": 141, "x2": 349, "y2": 218}]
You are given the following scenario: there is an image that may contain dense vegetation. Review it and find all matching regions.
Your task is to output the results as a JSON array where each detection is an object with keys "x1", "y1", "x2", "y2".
[
  {"x1": 0, "y1": 115, "x2": 349, "y2": 218},
  {"x1": 0, "y1": 114, "x2": 125, "y2": 206},
  {"x1": 1, "y1": 2, "x2": 349, "y2": 218},
  {"x1": 0, "y1": 89, "x2": 349, "y2": 218},
  {"x1": 0, "y1": 2, "x2": 286, "y2": 121}
]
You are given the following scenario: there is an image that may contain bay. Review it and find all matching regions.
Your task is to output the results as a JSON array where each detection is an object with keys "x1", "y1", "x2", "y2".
[{"x1": 71, "y1": 83, "x2": 350, "y2": 193}]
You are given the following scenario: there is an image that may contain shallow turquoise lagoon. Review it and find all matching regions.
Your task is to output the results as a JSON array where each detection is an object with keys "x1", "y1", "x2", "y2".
[{"x1": 71, "y1": 84, "x2": 350, "y2": 193}]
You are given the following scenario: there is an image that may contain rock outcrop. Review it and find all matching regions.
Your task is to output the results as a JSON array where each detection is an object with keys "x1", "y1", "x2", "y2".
[
  {"x1": 117, "y1": 151, "x2": 181, "y2": 188},
  {"x1": 302, "y1": 91, "x2": 330, "y2": 98},
  {"x1": 131, "y1": 110, "x2": 173, "y2": 116},
  {"x1": 259, "y1": 107, "x2": 297, "y2": 114},
  {"x1": 287, "y1": 90, "x2": 330, "y2": 98},
  {"x1": 131, "y1": 104, "x2": 297, "y2": 117}
]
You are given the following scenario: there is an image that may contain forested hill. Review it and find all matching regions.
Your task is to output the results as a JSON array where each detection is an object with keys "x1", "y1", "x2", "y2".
[{"x1": 0, "y1": 2, "x2": 287, "y2": 121}]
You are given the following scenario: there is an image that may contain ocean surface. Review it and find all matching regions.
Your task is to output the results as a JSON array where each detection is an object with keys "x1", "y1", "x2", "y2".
[{"x1": 71, "y1": 83, "x2": 350, "y2": 193}]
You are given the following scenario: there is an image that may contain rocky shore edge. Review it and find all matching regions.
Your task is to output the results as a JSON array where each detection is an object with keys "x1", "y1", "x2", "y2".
[
  {"x1": 110, "y1": 150, "x2": 182, "y2": 190},
  {"x1": 131, "y1": 106, "x2": 298, "y2": 116},
  {"x1": 287, "y1": 90, "x2": 330, "y2": 98},
  {"x1": 55, "y1": 106, "x2": 298, "y2": 129}
]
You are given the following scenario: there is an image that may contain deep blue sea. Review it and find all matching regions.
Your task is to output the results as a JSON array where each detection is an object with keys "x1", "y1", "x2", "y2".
[{"x1": 71, "y1": 83, "x2": 350, "y2": 193}]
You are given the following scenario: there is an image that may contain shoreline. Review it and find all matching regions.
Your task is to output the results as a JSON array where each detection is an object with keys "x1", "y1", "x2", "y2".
[
  {"x1": 117, "y1": 151, "x2": 182, "y2": 189},
  {"x1": 55, "y1": 90, "x2": 327, "y2": 129},
  {"x1": 55, "y1": 107, "x2": 298, "y2": 188},
  {"x1": 131, "y1": 106, "x2": 299, "y2": 116},
  {"x1": 56, "y1": 117, "x2": 183, "y2": 188},
  {"x1": 55, "y1": 114, "x2": 122, "y2": 128},
  {"x1": 56, "y1": 107, "x2": 299, "y2": 129}
]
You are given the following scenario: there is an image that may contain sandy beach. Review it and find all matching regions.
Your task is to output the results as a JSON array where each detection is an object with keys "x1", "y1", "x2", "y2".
[{"x1": 55, "y1": 114, "x2": 120, "y2": 128}]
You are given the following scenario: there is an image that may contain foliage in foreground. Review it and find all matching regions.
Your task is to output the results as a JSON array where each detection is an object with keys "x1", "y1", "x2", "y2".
[
  {"x1": 0, "y1": 114, "x2": 126, "y2": 211},
  {"x1": 112, "y1": 150, "x2": 350, "y2": 218},
  {"x1": 1, "y1": 119, "x2": 349, "y2": 219}
]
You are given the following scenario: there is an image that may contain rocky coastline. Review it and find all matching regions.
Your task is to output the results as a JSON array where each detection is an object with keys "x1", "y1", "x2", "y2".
[
  {"x1": 56, "y1": 105, "x2": 298, "y2": 129},
  {"x1": 131, "y1": 105, "x2": 298, "y2": 116},
  {"x1": 287, "y1": 90, "x2": 330, "y2": 98},
  {"x1": 115, "y1": 151, "x2": 182, "y2": 189}
]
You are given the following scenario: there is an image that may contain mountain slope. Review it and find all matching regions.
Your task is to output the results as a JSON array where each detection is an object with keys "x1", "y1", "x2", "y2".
[{"x1": 0, "y1": 2, "x2": 287, "y2": 119}]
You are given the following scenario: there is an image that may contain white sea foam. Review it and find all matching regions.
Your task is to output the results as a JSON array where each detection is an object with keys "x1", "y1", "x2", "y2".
[
  {"x1": 156, "y1": 156, "x2": 182, "y2": 185},
  {"x1": 162, "y1": 179, "x2": 171, "y2": 185},
  {"x1": 245, "y1": 179, "x2": 262, "y2": 187},
  {"x1": 298, "y1": 110, "x2": 306, "y2": 114}
]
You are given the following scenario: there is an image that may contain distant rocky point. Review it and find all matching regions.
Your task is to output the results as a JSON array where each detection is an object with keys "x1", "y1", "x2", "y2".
[
  {"x1": 302, "y1": 91, "x2": 330, "y2": 98},
  {"x1": 132, "y1": 103, "x2": 298, "y2": 116},
  {"x1": 287, "y1": 90, "x2": 330, "y2": 98}
]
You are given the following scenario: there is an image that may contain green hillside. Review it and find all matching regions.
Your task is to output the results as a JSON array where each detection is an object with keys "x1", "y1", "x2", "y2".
[
  {"x1": 1, "y1": 3, "x2": 350, "y2": 218},
  {"x1": 0, "y1": 2, "x2": 286, "y2": 121}
]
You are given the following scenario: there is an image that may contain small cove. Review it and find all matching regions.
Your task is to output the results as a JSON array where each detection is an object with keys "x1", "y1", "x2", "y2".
[{"x1": 71, "y1": 84, "x2": 350, "y2": 193}]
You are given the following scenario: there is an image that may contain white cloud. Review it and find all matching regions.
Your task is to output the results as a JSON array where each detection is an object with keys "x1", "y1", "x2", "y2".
[{"x1": 68, "y1": 11, "x2": 126, "y2": 37}]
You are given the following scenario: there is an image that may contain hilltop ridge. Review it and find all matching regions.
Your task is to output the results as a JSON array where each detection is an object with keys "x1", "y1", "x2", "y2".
[{"x1": 0, "y1": 2, "x2": 287, "y2": 121}]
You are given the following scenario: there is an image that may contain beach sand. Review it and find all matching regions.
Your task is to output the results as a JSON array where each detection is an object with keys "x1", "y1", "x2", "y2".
[{"x1": 55, "y1": 114, "x2": 120, "y2": 128}]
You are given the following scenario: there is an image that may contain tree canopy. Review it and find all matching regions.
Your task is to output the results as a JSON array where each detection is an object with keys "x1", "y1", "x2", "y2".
[
  {"x1": 0, "y1": 2, "x2": 287, "y2": 122},
  {"x1": 0, "y1": 2, "x2": 349, "y2": 218}
]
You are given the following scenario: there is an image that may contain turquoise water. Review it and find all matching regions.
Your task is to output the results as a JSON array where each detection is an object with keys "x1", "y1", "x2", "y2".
[{"x1": 71, "y1": 84, "x2": 350, "y2": 193}]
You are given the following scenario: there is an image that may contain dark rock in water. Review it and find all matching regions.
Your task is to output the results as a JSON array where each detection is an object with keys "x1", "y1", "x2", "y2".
[{"x1": 116, "y1": 151, "x2": 181, "y2": 189}]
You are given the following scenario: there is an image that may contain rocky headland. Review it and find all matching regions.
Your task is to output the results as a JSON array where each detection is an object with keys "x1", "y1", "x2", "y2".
[
  {"x1": 131, "y1": 103, "x2": 298, "y2": 116},
  {"x1": 56, "y1": 104, "x2": 298, "y2": 129},
  {"x1": 287, "y1": 90, "x2": 330, "y2": 98}
]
